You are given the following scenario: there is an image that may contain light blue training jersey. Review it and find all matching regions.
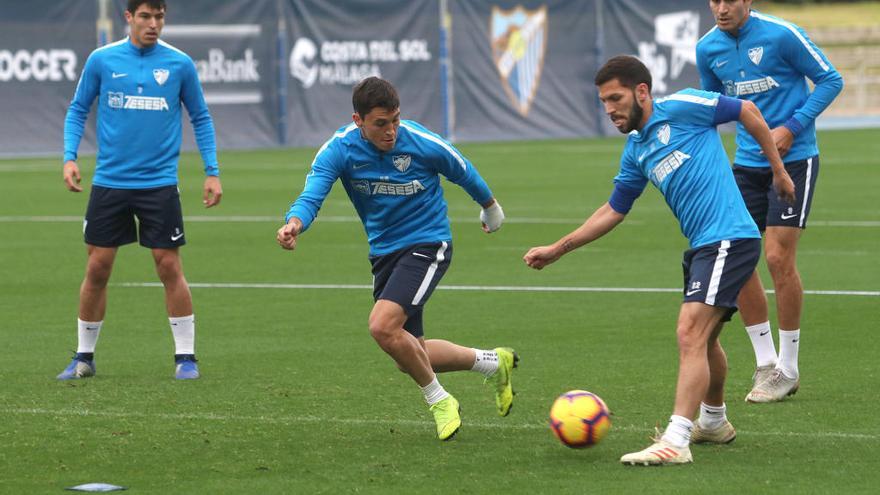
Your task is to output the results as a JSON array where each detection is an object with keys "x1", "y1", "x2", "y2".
[
  {"x1": 614, "y1": 88, "x2": 760, "y2": 249},
  {"x1": 64, "y1": 37, "x2": 218, "y2": 189},
  {"x1": 696, "y1": 10, "x2": 843, "y2": 167},
  {"x1": 285, "y1": 120, "x2": 493, "y2": 256}
]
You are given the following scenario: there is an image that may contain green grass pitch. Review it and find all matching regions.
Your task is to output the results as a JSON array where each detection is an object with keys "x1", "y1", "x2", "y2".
[{"x1": 1, "y1": 129, "x2": 877, "y2": 493}]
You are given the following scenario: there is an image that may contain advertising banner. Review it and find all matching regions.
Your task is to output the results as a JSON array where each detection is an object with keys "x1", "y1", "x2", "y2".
[
  {"x1": 448, "y1": 0, "x2": 600, "y2": 143},
  {"x1": 283, "y1": 0, "x2": 442, "y2": 147},
  {"x1": 0, "y1": 1, "x2": 98, "y2": 157}
]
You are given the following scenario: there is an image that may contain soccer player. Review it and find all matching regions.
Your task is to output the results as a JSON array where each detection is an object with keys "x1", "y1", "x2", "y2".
[
  {"x1": 523, "y1": 56, "x2": 795, "y2": 465},
  {"x1": 276, "y1": 77, "x2": 517, "y2": 441},
  {"x1": 697, "y1": 0, "x2": 843, "y2": 402},
  {"x1": 58, "y1": 0, "x2": 221, "y2": 380}
]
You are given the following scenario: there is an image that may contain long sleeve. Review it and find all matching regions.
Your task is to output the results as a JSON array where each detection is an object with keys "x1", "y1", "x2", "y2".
[
  {"x1": 63, "y1": 53, "x2": 101, "y2": 162},
  {"x1": 180, "y1": 58, "x2": 219, "y2": 175}
]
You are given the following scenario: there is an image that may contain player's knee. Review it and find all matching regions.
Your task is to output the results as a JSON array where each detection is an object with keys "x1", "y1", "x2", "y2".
[
  {"x1": 765, "y1": 250, "x2": 797, "y2": 278},
  {"x1": 368, "y1": 316, "x2": 395, "y2": 344},
  {"x1": 675, "y1": 325, "x2": 704, "y2": 356},
  {"x1": 85, "y1": 259, "x2": 113, "y2": 287},
  {"x1": 154, "y1": 255, "x2": 183, "y2": 282}
]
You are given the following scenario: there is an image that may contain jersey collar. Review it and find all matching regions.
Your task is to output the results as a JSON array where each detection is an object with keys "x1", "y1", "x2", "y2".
[{"x1": 125, "y1": 37, "x2": 159, "y2": 56}]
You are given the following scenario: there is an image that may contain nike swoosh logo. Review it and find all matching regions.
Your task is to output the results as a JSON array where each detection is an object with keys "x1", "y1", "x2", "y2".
[
  {"x1": 715, "y1": 60, "x2": 728, "y2": 68},
  {"x1": 759, "y1": 330, "x2": 770, "y2": 336},
  {"x1": 353, "y1": 163, "x2": 371, "y2": 170},
  {"x1": 638, "y1": 151, "x2": 648, "y2": 163},
  {"x1": 781, "y1": 213, "x2": 798, "y2": 220},
  {"x1": 686, "y1": 289, "x2": 702, "y2": 296},
  {"x1": 171, "y1": 233, "x2": 184, "y2": 241},
  {"x1": 112, "y1": 72, "x2": 128, "y2": 78},
  {"x1": 412, "y1": 252, "x2": 432, "y2": 260},
  {"x1": 792, "y1": 339, "x2": 799, "y2": 343}
]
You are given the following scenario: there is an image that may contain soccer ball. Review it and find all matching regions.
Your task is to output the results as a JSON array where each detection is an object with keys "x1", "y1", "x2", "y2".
[{"x1": 549, "y1": 390, "x2": 611, "y2": 448}]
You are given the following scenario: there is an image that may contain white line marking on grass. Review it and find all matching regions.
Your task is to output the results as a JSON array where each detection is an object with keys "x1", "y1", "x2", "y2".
[
  {"x1": 4, "y1": 407, "x2": 877, "y2": 440},
  {"x1": 2, "y1": 216, "x2": 879, "y2": 227},
  {"x1": 115, "y1": 282, "x2": 880, "y2": 297}
]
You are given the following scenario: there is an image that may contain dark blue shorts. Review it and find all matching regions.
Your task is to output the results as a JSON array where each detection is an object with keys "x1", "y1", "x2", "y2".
[
  {"x1": 733, "y1": 156, "x2": 819, "y2": 231},
  {"x1": 84, "y1": 185, "x2": 185, "y2": 249},
  {"x1": 682, "y1": 238, "x2": 761, "y2": 322},
  {"x1": 369, "y1": 242, "x2": 452, "y2": 338}
]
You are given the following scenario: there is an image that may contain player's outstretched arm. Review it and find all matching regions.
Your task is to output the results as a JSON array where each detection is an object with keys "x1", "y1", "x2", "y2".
[
  {"x1": 523, "y1": 202, "x2": 624, "y2": 270},
  {"x1": 739, "y1": 100, "x2": 796, "y2": 204},
  {"x1": 480, "y1": 198, "x2": 504, "y2": 233},
  {"x1": 277, "y1": 217, "x2": 303, "y2": 251},
  {"x1": 203, "y1": 176, "x2": 223, "y2": 208},
  {"x1": 62, "y1": 160, "x2": 82, "y2": 192}
]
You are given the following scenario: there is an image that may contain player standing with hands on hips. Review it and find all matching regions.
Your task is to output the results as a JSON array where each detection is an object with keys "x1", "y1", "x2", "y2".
[
  {"x1": 524, "y1": 56, "x2": 794, "y2": 465},
  {"x1": 277, "y1": 77, "x2": 517, "y2": 441},
  {"x1": 697, "y1": 0, "x2": 843, "y2": 402},
  {"x1": 59, "y1": 0, "x2": 222, "y2": 380}
]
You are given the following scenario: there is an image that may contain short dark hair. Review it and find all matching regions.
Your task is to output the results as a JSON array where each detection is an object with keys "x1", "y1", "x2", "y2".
[
  {"x1": 127, "y1": 0, "x2": 166, "y2": 14},
  {"x1": 594, "y1": 55, "x2": 652, "y2": 92},
  {"x1": 352, "y1": 77, "x2": 400, "y2": 118}
]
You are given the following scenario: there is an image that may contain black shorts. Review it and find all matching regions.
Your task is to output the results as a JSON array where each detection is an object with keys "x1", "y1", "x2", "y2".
[
  {"x1": 682, "y1": 238, "x2": 761, "y2": 322},
  {"x1": 733, "y1": 156, "x2": 819, "y2": 231},
  {"x1": 84, "y1": 185, "x2": 186, "y2": 249},
  {"x1": 369, "y1": 242, "x2": 452, "y2": 338}
]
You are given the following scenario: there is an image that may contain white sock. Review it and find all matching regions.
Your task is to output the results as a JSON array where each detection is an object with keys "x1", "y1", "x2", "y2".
[
  {"x1": 420, "y1": 376, "x2": 449, "y2": 406},
  {"x1": 745, "y1": 321, "x2": 777, "y2": 367},
  {"x1": 76, "y1": 319, "x2": 103, "y2": 353},
  {"x1": 777, "y1": 329, "x2": 800, "y2": 379},
  {"x1": 661, "y1": 415, "x2": 693, "y2": 448},
  {"x1": 697, "y1": 402, "x2": 727, "y2": 430},
  {"x1": 470, "y1": 348, "x2": 499, "y2": 377},
  {"x1": 169, "y1": 314, "x2": 195, "y2": 355}
]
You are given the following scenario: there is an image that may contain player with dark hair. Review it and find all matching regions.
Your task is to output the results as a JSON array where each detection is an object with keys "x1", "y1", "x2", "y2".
[
  {"x1": 59, "y1": 0, "x2": 221, "y2": 380},
  {"x1": 697, "y1": 0, "x2": 843, "y2": 403},
  {"x1": 277, "y1": 77, "x2": 517, "y2": 441},
  {"x1": 525, "y1": 55, "x2": 795, "y2": 465}
]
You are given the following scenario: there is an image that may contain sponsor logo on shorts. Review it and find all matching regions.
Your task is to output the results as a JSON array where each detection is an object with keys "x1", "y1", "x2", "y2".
[
  {"x1": 171, "y1": 228, "x2": 184, "y2": 241},
  {"x1": 686, "y1": 281, "x2": 702, "y2": 296},
  {"x1": 781, "y1": 206, "x2": 797, "y2": 220}
]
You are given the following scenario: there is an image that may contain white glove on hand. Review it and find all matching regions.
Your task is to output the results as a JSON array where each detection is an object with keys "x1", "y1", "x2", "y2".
[{"x1": 480, "y1": 202, "x2": 505, "y2": 233}]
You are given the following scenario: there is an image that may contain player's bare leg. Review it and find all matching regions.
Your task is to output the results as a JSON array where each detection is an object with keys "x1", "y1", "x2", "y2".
[
  {"x1": 764, "y1": 226, "x2": 803, "y2": 331},
  {"x1": 424, "y1": 339, "x2": 518, "y2": 416},
  {"x1": 152, "y1": 248, "x2": 193, "y2": 317},
  {"x1": 58, "y1": 245, "x2": 117, "y2": 380},
  {"x1": 153, "y1": 248, "x2": 199, "y2": 379},
  {"x1": 370, "y1": 300, "x2": 460, "y2": 439},
  {"x1": 424, "y1": 339, "x2": 476, "y2": 371},
  {"x1": 672, "y1": 302, "x2": 727, "y2": 420},
  {"x1": 691, "y1": 324, "x2": 737, "y2": 444},
  {"x1": 369, "y1": 300, "x2": 434, "y2": 385},
  {"x1": 79, "y1": 245, "x2": 118, "y2": 321}
]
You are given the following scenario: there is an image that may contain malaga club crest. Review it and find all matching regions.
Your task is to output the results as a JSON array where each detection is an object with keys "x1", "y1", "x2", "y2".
[
  {"x1": 392, "y1": 154, "x2": 411, "y2": 173},
  {"x1": 153, "y1": 68, "x2": 169, "y2": 85},
  {"x1": 490, "y1": 5, "x2": 548, "y2": 117},
  {"x1": 748, "y1": 47, "x2": 764, "y2": 65}
]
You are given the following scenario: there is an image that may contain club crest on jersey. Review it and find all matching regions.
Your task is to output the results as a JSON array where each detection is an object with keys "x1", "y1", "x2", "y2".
[
  {"x1": 490, "y1": 5, "x2": 547, "y2": 117},
  {"x1": 657, "y1": 123, "x2": 671, "y2": 145},
  {"x1": 392, "y1": 154, "x2": 411, "y2": 173},
  {"x1": 748, "y1": 47, "x2": 763, "y2": 65},
  {"x1": 153, "y1": 68, "x2": 169, "y2": 85}
]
